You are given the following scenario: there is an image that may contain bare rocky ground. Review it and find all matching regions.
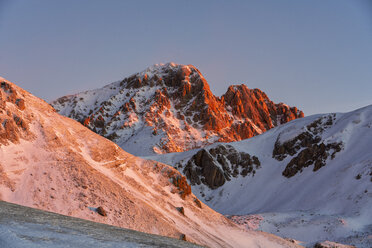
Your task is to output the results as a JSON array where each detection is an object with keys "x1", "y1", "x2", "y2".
[{"x1": 0, "y1": 200, "x2": 203, "y2": 248}]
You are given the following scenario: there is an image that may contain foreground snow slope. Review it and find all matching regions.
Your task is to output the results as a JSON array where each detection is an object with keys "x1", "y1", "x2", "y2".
[
  {"x1": 0, "y1": 200, "x2": 202, "y2": 248},
  {"x1": 149, "y1": 105, "x2": 372, "y2": 246},
  {"x1": 0, "y1": 77, "x2": 300, "y2": 248}
]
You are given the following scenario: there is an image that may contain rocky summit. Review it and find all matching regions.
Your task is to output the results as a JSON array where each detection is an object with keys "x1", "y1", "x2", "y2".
[{"x1": 51, "y1": 63, "x2": 303, "y2": 156}]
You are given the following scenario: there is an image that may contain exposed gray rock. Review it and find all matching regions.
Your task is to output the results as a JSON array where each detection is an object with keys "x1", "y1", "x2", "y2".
[
  {"x1": 272, "y1": 115, "x2": 343, "y2": 178},
  {"x1": 182, "y1": 145, "x2": 261, "y2": 189}
]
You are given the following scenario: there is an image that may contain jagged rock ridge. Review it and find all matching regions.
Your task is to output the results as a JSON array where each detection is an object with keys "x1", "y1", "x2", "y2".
[{"x1": 51, "y1": 63, "x2": 304, "y2": 156}]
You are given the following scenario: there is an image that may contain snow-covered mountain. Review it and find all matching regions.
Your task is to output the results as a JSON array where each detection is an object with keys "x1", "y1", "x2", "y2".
[
  {"x1": 0, "y1": 77, "x2": 301, "y2": 248},
  {"x1": 149, "y1": 105, "x2": 372, "y2": 247},
  {"x1": 51, "y1": 63, "x2": 303, "y2": 156}
]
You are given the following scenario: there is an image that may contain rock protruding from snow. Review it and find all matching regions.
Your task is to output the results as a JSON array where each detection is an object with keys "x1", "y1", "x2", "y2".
[
  {"x1": 179, "y1": 144, "x2": 261, "y2": 189},
  {"x1": 96, "y1": 206, "x2": 107, "y2": 217},
  {"x1": 273, "y1": 114, "x2": 343, "y2": 177},
  {"x1": 51, "y1": 63, "x2": 304, "y2": 156}
]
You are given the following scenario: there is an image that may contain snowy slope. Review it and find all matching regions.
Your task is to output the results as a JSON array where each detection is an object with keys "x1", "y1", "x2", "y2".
[
  {"x1": 148, "y1": 105, "x2": 372, "y2": 247},
  {"x1": 51, "y1": 62, "x2": 303, "y2": 156},
  {"x1": 0, "y1": 77, "x2": 301, "y2": 248},
  {"x1": 0, "y1": 200, "x2": 202, "y2": 248}
]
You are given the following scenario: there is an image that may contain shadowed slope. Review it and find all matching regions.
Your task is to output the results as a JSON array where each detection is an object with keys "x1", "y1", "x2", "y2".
[{"x1": 0, "y1": 201, "x2": 203, "y2": 248}]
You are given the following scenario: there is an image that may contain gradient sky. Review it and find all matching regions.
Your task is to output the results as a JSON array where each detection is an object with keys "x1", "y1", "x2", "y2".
[{"x1": 0, "y1": 0, "x2": 371, "y2": 115}]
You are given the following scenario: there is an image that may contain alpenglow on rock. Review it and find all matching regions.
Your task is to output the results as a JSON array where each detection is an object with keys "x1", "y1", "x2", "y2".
[{"x1": 51, "y1": 63, "x2": 304, "y2": 156}]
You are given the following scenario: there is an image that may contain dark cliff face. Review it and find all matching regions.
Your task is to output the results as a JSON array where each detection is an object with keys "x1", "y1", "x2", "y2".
[
  {"x1": 52, "y1": 63, "x2": 304, "y2": 154},
  {"x1": 181, "y1": 144, "x2": 261, "y2": 189},
  {"x1": 273, "y1": 114, "x2": 343, "y2": 178}
]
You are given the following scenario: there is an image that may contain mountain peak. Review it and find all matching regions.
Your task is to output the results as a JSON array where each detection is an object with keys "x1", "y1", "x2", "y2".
[
  {"x1": 130, "y1": 62, "x2": 202, "y2": 81},
  {"x1": 121, "y1": 62, "x2": 208, "y2": 92},
  {"x1": 51, "y1": 64, "x2": 304, "y2": 156}
]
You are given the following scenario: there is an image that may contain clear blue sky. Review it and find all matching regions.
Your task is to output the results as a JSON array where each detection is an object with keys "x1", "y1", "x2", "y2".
[{"x1": 0, "y1": 0, "x2": 371, "y2": 115}]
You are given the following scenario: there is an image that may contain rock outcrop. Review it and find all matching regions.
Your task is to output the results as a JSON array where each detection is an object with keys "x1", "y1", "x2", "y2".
[
  {"x1": 273, "y1": 114, "x2": 343, "y2": 177},
  {"x1": 51, "y1": 63, "x2": 304, "y2": 156},
  {"x1": 0, "y1": 81, "x2": 33, "y2": 145},
  {"x1": 96, "y1": 206, "x2": 107, "y2": 217},
  {"x1": 180, "y1": 144, "x2": 261, "y2": 189}
]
